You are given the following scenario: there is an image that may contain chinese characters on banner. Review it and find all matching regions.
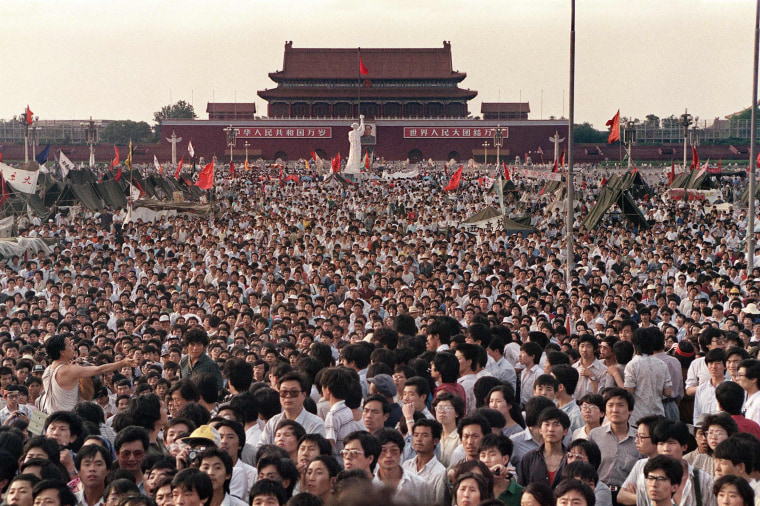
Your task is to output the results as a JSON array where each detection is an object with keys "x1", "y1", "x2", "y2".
[
  {"x1": 403, "y1": 127, "x2": 509, "y2": 139},
  {"x1": 0, "y1": 162, "x2": 39, "y2": 193},
  {"x1": 232, "y1": 127, "x2": 332, "y2": 139}
]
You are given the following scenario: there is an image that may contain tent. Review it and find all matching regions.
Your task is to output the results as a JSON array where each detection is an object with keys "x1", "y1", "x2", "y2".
[
  {"x1": 582, "y1": 185, "x2": 650, "y2": 231},
  {"x1": 460, "y1": 206, "x2": 535, "y2": 234}
]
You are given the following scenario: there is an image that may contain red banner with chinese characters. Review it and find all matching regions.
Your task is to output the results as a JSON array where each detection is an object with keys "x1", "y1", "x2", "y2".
[
  {"x1": 403, "y1": 127, "x2": 508, "y2": 139},
  {"x1": 232, "y1": 127, "x2": 332, "y2": 138}
]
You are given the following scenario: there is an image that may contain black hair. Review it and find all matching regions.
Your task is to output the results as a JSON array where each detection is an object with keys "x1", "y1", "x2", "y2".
[
  {"x1": 342, "y1": 431, "x2": 381, "y2": 472},
  {"x1": 457, "y1": 415, "x2": 491, "y2": 439},
  {"x1": 713, "y1": 475, "x2": 755, "y2": 506},
  {"x1": 250, "y1": 479, "x2": 288, "y2": 506},
  {"x1": 374, "y1": 427, "x2": 405, "y2": 451},
  {"x1": 562, "y1": 461, "x2": 599, "y2": 486},
  {"x1": 550, "y1": 364, "x2": 580, "y2": 396},
  {"x1": 114, "y1": 426, "x2": 149, "y2": 453},
  {"x1": 553, "y1": 479, "x2": 595, "y2": 506},
  {"x1": 567, "y1": 439, "x2": 602, "y2": 470},
  {"x1": 537, "y1": 407, "x2": 571, "y2": 430},
  {"x1": 197, "y1": 447, "x2": 233, "y2": 492},
  {"x1": 297, "y1": 434, "x2": 332, "y2": 457},
  {"x1": 183, "y1": 328, "x2": 210, "y2": 348},
  {"x1": 478, "y1": 433, "x2": 513, "y2": 458},
  {"x1": 128, "y1": 393, "x2": 163, "y2": 432},
  {"x1": 171, "y1": 468, "x2": 213, "y2": 506},
  {"x1": 432, "y1": 352, "x2": 460, "y2": 383},
  {"x1": 211, "y1": 419, "x2": 246, "y2": 456},
  {"x1": 32, "y1": 479, "x2": 78, "y2": 506},
  {"x1": 602, "y1": 387, "x2": 634, "y2": 411},
  {"x1": 652, "y1": 419, "x2": 689, "y2": 447},
  {"x1": 228, "y1": 391, "x2": 259, "y2": 425},
  {"x1": 714, "y1": 436, "x2": 756, "y2": 474},
  {"x1": 75, "y1": 444, "x2": 112, "y2": 471},
  {"x1": 644, "y1": 455, "x2": 684, "y2": 486},
  {"x1": 524, "y1": 396, "x2": 556, "y2": 427}
]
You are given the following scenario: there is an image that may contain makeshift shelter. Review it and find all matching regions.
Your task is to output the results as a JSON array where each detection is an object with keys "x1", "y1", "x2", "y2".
[
  {"x1": 323, "y1": 173, "x2": 354, "y2": 187},
  {"x1": 582, "y1": 185, "x2": 650, "y2": 231},
  {"x1": 460, "y1": 206, "x2": 535, "y2": 234},
  {"x1": 128, "y1": 200, "x2": 212, "y2": 222},
  {"x1": 0, "y1": 237, "x2": 57, "y2": 259}
]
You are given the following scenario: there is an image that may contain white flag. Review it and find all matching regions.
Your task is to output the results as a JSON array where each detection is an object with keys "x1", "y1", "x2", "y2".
[
  {"x1": 188, "y1": 141, "x2": 195, "y2": 158},
  {"x1": 59, "y1": 152, "x2": 76, "y2": 179},
  {"x1": 153, "y1": 155, "x2": 163, "y2": 174},
  {"x1": 0, "y1": 162, "x2": 38, "y2": 194}
]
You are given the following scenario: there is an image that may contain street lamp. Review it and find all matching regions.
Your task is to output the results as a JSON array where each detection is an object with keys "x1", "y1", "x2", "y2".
[
  {"x1": 680, "y1": 109, "x2": 693, "y2": 169},
  {"x1": 14, "y1": 110, "x2": 38, "y2": 163},
  {"x1": 80, "y1": 117, "x2": 100, "y2": 167},
  {"x1": 624, "y1": 120, "x2": 637, "y2": 170},
  {"x1": 224, "y1": 125, "x2": 237, "y2": 165},
  {"x1": 493, "y1": 125, "x2": 504, "y2": 168},
  {"x1": 244, "y1": 141, "x2": 250, "y2": 164},
  {"x1": 482, "y1": 141, "x2": 489, "y2": 165}
]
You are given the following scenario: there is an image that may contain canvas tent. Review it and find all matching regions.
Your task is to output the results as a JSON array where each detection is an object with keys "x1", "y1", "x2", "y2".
[
  {"x1": 460, "y1": 206, "x2": 535, "y2": 234},
  {"x1": 582, "y1": 184, "x2": 650, "y2": 231}
]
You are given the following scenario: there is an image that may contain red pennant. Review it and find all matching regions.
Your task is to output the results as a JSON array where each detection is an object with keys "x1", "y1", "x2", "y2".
[
  {"x1": 311, "y1": 150, "x2": 318, "y2": 161},
  {"x1": 230, "y1": 161, "x2": 236, "y2": 178},
  {"x1": 331, "y1": 153, "x2": 341, "y2": 173},
  {"x1": 115, "y1": 166, "x2": 122, "y2": 182},
  {"x1": 503, "y1": 162, "x2": 511, "y2": 181},
  {"x1": 691, "y1": 146, "x2": 699, "y2": 171},
  {"x1": 110, "y1": 145, "x2": 120, "y2": 169},
  {"x1": 174, "y1": 157, "x2": 184, "y2": 179},
  {"x1": 359, "y1": 57, "x2": 369, "y2": 75},
  {"x1": 444, "y1": 166, "x2": 463, "y2": 191},
  {"x1": 26, "y1": 105, "x2": 33, "y2": 125}
]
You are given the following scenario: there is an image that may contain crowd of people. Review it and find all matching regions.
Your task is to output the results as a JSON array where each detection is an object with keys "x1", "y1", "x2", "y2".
[{"x1": 0, "y1": 161, "x2": 759, "y2": 506}]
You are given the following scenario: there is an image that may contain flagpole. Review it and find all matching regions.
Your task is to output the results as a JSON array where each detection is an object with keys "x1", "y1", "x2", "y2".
[
  {"x1": 749, "y1": 0, "x2": 759, "y2": 273},
  {"x1": 566, "y1": 0, "x2": 576, "y2": 288},
  {"x1": 357, "y1": 47, "x2": 362, "y2": 119}
]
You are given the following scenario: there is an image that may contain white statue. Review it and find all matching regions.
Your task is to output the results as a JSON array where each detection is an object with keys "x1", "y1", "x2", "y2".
[{"x1": 344, "y1": 115, "x2": 364, "y2": 173}]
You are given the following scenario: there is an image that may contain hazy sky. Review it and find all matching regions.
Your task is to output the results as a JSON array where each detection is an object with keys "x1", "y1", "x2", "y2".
[{"x1": 2, "y1": 0, "x2": 755, "y2": 130}]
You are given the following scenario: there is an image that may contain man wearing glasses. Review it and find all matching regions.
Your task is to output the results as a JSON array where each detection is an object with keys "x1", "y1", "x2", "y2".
[
  {"x1": 642, "y1": 455, "x2": 683, "y2": 506},
  {"x1": 114, "y1": 426, "x2": 150, "y2": 493},
  {"x1": 340, "y1": 430, "x2": 381, "y2": 478},
  {"x1": 258, "y1": 372, "x2": 325, "y2": 446}
]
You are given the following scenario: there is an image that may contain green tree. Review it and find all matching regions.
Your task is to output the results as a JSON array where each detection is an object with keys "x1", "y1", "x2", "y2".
[
  {"x1": 573, "y1": 123, "x2": 608, "y2": 143},
  {"x1": 101, "y1": 120, "x2": 153, "y2": 144},
  {"x1": 153, "y1": 100, "x2": 197, "y2": 138}
]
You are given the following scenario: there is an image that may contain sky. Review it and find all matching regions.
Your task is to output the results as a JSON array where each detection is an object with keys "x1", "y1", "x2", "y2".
[{"x1": 2, "y1": 0, "x2": 756, "y2": 130}]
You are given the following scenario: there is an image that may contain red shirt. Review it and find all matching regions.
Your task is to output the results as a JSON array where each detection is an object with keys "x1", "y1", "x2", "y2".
[{"x1": 731, "y1": 414, "x2": 760, "y2": 440}]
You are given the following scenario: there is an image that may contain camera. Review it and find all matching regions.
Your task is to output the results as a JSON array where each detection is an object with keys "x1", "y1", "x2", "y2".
[{"x1": 187, "y1": 446, "x2": 207, "y2": 463}]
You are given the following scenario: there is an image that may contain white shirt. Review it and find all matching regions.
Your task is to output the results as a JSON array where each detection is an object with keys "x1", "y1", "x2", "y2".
[
  {"x1": 258, "y1": 408, "x2": 326, "y2": 447},
  {"x1": 229, "y1": 459, "x2": 258, "y2": 503},
  {"x1": 372, "y1": 466, "x2": 429, "y2": 505},
  {"x1": 488, "y1": 356, "x2": 517, "y2": 389},
  {"x1": 693, "y1": 379, "x2": 722, "y2": 424},
  {"x1": 745, "y1": 390, "x2": 760, "y2": 425},
  {"x1": 402, "y1": 456, "x2": 447, "y2": 504}
]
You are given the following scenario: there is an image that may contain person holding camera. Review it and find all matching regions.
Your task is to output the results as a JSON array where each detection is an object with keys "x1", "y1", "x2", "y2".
[{"x1": 1, "y1": 385, "x2": 33, "y2": 424}]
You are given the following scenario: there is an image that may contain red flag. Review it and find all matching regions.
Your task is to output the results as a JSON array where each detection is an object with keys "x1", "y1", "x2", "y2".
[
  {"x1": 503, "y1": 162, "x2": 511, "y2": 181},
  {"x1": 756, "y1": 152, "x2": 760, "y2": 169},
  {"x1": 174, "y1": 157, "x2": 184, "y2": 179},
  {"x1": 230, "y1": 161, "x2": 236, "y2": 178},
  {"x1": 110, "y1": 145, "x2": 120, "y2": 169},
  {"x1": 601, "y1": 177, "x2": 608, "y2": 186},
  {"x1": 444, "y1": 166, "x2": 463, "y2": 191},
  {"x1": 0, "y1": 173, "x2": 8, "y2": 207},
  {"x1": 195, "y1": 160, "x2": 215, "y2": 190},
  {"x1": 311, "y1": 150, "x2": 318, "y2": 161},
  {"x1": 690, "y1": 146, "x2": 699, "y2": 171},
  {"x1": 538, "y1": 184, "x2": 547, "y2": 197},
  {"x1": 632, "y1": 163, "x2": 639, "y2": 174},
  {"x1": 559, "y1": 150, "x2": 566, "y2": 173},
  {"x1": 26, "y1": 105, "x2": 33, "y2": 125},
  {"x1": 364, "y1": 152, "x2": 370, "y2": 170},
  {"x1": 244, "y1": 160, "x2": 250, "y2": 172},
  {"x1": 133, "y1": 179, "x2": 145, "y2": 197},
  {"x1": 552, "y1": 158, "x2": 559, "y2": 173},
  {"x1": 668, "y1": 159, "x2": 675, "y2": 184},
  {"x1": 331, "y1": 153, "x2": 341, "y2": 173},
  {"x1": 284, "y1": 174, "x2": 300, "y2": 184},
  {"x1": 606, "y1": 110, "x2": 620, "y2": 143},
  {"x1": 359, "y1": 57, "x2": 369, "y2": 75},
  {"x1": 115, "y1": 166, "x2": 122, "y2": 182}
]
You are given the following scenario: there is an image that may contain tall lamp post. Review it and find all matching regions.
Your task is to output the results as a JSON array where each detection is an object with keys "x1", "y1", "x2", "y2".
[
  {"x1": 81, "y1": 117, "x2": 100, "y2": 167},
  {"x1": 493, "y1": 126, "x2": 504, "y2": 170},
  {"x1": 224, "y1": 125, "x2": 237, "y2": 166},
  {"x1": 680, "y1": 109, "x2": 693, "y2": 170},
  {"x1": 482, "y1": 141, "x2": 489, "y2": 166},
  {"x1": 244, "y1": 141, "x2": 250, "y2": 164},
  {"x1": 625, "y1": 120, "x2": 637, "y2": 170},
  {"x1": 14, "y1": 110, "x2": 38, "y2": 163}
]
